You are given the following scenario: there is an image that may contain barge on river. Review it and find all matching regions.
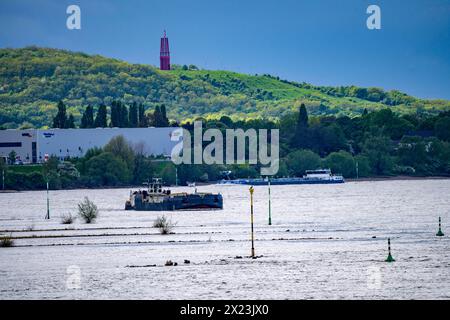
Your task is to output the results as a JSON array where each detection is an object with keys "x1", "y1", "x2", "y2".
[
  {"x1": 125, "y1": 179, "x2": 223, "y2": 211},
  {"x1": 218, "y1": 169, "x2": 345, "y2": 186}
]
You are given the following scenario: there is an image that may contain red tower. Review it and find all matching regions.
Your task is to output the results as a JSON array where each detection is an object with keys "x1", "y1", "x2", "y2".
[{"x1": 160, "y1": 30, "x2": 170, "y2": 70}]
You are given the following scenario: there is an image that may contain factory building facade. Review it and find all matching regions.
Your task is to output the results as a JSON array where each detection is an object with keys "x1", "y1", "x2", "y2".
[{"x1": 0, "y1": 127, "x2": 181, "y2": 164}]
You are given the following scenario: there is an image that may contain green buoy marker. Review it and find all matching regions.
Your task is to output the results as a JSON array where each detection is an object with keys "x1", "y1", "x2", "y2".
[
  {"x1": 385, "y1": 238, "x2": 395, "y2": 262},
  {"x1": 436, "y1": 217, "x2": 444, "y2": 237}
]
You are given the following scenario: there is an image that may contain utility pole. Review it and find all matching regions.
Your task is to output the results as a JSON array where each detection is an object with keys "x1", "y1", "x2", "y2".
[
  {"x1": 249, "y1": 186, "x2": 255, "y2": 258},
  {"x1": 2, "y1": 169, "x2": 4, "y2": 190}
]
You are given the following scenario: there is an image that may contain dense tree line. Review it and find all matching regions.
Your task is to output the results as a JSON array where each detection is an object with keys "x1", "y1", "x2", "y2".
[
  {"x1": 2, "y1": 106, "x2": 450, "y2": 190},
  {"x1": 177, "y1": 106, "x2": 450, "y2": 181},
  {"x1": 52, "y1": 100, "x2": 170, "y2": 129},
  {"x1": 52, "y1": 101, "x2": 75, "y2": 129}
]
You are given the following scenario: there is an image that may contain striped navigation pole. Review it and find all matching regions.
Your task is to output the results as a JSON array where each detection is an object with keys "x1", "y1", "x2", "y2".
[
  {"x1": 268, "y1": 178, "x2": 272, "y2": 226},
  {"x1": 436, "y1": 217, "x2": 444, "y2": 237},
  {"x1": 249, "y1": 186, "x2": 255, "y2": 258},
  {"x1": 385, "y1": 238, "x2": 395, "y2": 262},
  {"x1": 45, "y1": 180, "x2": 50, "y2": 220}
]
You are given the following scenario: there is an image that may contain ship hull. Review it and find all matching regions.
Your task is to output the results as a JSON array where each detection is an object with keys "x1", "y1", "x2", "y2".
[
  {"x1": 126, "y1": 193, "x2": 223, "y2": 211},
  {"x1": 218, "y1": 178, "x2": 345, "y2": 186}
]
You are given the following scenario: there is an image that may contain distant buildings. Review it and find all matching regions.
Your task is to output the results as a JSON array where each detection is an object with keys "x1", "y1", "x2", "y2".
[
  {"x1": 0, "y1": 127, "x2": 182, "y2": 164},
  {"x1": 160, "y1": 30, "x2": 171, "y2": 70}
]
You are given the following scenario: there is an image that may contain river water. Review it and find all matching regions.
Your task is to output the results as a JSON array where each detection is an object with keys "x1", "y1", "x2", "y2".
[{"x1": 0, "y1": 179, "x2": 449, "y2": 299}]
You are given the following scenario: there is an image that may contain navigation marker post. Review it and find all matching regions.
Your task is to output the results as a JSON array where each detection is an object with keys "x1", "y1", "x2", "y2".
[
  {"x1": 249, "y1": 186, "x2": 255, "y2": 258},
  {"x1": 436, "y1": 217, "x2": 444, "y2": 237},
  {"x1": 268, "y1": 178, "x2": 272, "y2": 226},
  {"x1": 385, "y1": 238, "x2": 395, "y2": 262},
  {"x1": 45, "y1": 180, "x2": 50, "y2": 220}
]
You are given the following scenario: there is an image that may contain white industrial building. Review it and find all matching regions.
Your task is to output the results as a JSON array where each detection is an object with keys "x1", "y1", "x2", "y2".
[{"x1": 0, "y1": 127, "x2": 182, "y2": 164}]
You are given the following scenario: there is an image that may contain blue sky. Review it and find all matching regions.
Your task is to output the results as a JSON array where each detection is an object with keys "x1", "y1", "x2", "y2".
[{"x1": 0, "y1": 0, "x2": 449, "y2": 99}]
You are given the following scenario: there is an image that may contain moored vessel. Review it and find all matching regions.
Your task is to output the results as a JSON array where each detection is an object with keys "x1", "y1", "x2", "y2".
[{"x1": 125, "y1": 179, "x2": 223, "y2": 211}]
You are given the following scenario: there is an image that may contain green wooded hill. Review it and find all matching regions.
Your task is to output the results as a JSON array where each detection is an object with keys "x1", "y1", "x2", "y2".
[{"x1": 1, "y1": 46, "x2": 449, "y2": 128}]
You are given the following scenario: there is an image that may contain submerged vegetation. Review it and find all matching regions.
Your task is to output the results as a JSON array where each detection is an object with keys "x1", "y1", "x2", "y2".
[
  {"x1": 153, "y1": 215, "x2": 176, "y2": 235},
  {"x1": 0, "y1": 234, "x2": 14, "y2": 247},
  {"x1": 77, "y1": 197, "x2": 98, "y2": 224},
  {"x1": 60, "y1": 213, "x2": 75, "y2": 225}
]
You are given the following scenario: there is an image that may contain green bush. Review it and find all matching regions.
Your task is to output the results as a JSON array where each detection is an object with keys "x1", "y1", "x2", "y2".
[
  {"x1": 0, "y1": 234, "x2": 14, "y2": 247},
  {"x1": 77, "y1": 197, "x2": 98, "y2": 223},
  {"x1": 153, "y1": 215, "x2": 175, "y2": 235},
  {"x1": 323, "y1": 151, "x2": 356, "y2": 178},
  {"x1": 285, "y1": 150, "x2": 321, "y2": 177},
  {"x1": 61, "y1": 213, "x2": 75, "y2": 224},
  {"x1": 5, "y1": 171, "x2": 45, "y2": 190},
  {"x1": 354, "y1": 155, "x2": 371, "y2": 177},
  {"x1": 85, "y1": 152, "x2": 130, "y2": 186}
]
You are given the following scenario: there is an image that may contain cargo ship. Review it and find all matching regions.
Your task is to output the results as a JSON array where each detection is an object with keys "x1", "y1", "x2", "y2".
[
  {"x1": 218, "y1": 169, "x2": 345, "y2": 186},
  {"x1": 125, "y1": 179, "x2": 223, "y2": 211}
]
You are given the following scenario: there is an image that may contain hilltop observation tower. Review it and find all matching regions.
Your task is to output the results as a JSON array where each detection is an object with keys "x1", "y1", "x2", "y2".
[{"x1": 160, "y1": 30, "x2": 171, "y2": 70}]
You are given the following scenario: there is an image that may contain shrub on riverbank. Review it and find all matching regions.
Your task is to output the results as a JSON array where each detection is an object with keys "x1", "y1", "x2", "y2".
[
  {"x1": 78, "y1": 197, "x2": 98, "y2": 223},
  {"x1": 0, "y1": 234, "x2": 14, "y2": 247},
  {"x1": 61, "y1": 213, "x2": 75, "y2": 224},
  {"x1": 153, "y1": 215, "x2": 176, "y2": 234}
]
